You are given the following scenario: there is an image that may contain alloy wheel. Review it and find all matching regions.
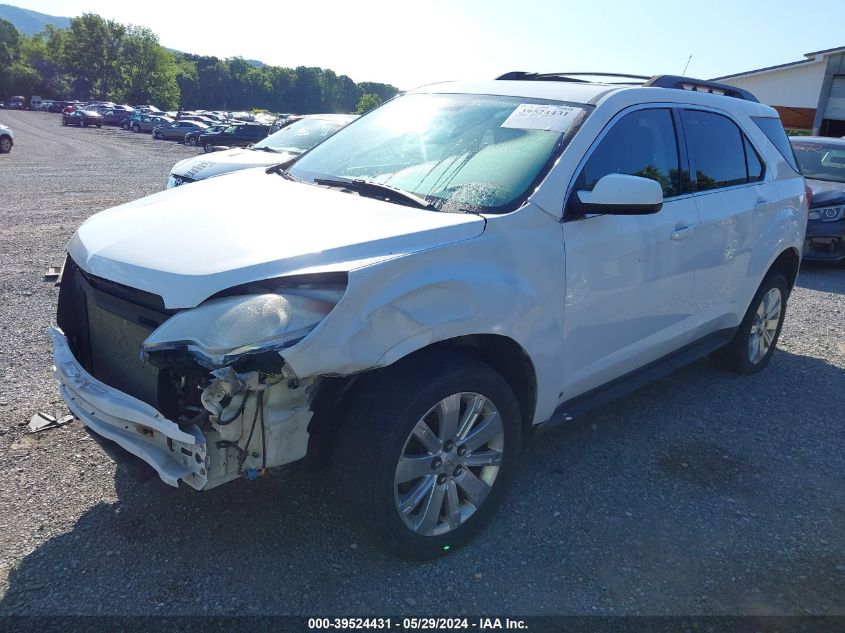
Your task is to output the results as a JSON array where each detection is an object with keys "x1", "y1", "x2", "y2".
[
  {"x1": 393, "y1": 392, "x2": 504, "y2": 537},
  {"x1": 748, "y1": 287, "x2": 782, "y2": 364},
  {"x1": 0, "y1": 137, "x2": 10, "y2": 152}
]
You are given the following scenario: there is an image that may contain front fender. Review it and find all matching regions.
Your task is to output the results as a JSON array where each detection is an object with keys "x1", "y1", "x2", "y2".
[{"x1": 280, "y1": 203, "x2": 567, "y2": 423}]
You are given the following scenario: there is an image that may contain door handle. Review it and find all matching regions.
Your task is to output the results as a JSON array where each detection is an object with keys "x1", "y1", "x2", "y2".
[
  {"x1": 670, "y1": 224, "x2": 696, "y2": 241},
  {"x1": 755, "y1": 197, "x2": 769, "y2": 207}
]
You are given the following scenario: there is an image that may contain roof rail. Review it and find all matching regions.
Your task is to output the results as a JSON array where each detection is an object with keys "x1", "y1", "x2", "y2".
[
  {"x1": 643, "y1": 75, "x2": 759, "y2": 102},
  {"x1": 495, "y1": 71, "x2": 760, "y2": 102},
  {"x1": 496, "y1": 71, "x2": 649, "y2": 84}
]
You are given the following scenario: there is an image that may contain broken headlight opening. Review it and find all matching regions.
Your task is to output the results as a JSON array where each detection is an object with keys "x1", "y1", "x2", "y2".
[{"x1": 142, "y1": 284, "x2": 345, "y2": 371}]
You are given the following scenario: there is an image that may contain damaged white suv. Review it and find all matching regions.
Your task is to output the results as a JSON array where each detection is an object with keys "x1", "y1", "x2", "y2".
[{"x1": 52, "y1": 73, "x2": 807, "y2": 558}]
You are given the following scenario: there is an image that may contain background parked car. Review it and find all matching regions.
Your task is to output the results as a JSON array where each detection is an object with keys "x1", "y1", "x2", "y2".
[
  {"x1": 9, "y1": 96, "x2": 25, "y2": 110},
  {"x1": 0, "y1": 124, "x2": 13, "y2": 153},
  {"x1": 167, "y1": 114, "x2": 357, "y2": 187},
  {"x1": 62, "y1": 109, "x2": 103, "y2": 127},
  {"x1": 791, "y1": 135, "x2": 845, "y2": 264},
  {"x1": 197, "y1": 123, "x2": 270, "y2": 153},
  {"x1": 184, "y1": 124, "x2": 227, "y2": 146},
  {"x1": 101, "y1": 109, "x2": 135, "y2": 126},
  {"x1": 153, "y1": 120, "x2": 208, "y2": 141},
  {"x1": 129, "y1": 114, "x2": 174, "y2": 133}
]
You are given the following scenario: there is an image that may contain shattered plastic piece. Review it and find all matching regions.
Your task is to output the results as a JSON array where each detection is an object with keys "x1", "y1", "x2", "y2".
[
  {"x1": 28, "y1": 412, "x2": 74, "y2": 433},
  {"x1": 43, "y1": 266, "x2": 62, "y2": 281}
]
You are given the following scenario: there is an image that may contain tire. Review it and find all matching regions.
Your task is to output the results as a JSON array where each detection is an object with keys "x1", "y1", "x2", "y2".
[
  {"x1": 82, "y1": 120, "x2": 88, "y2": 128},
  {"x1": 154, "y1": 132, "x2": 164, "y2": 140},
  {"x1": 203, "y1": 143, "x2": 214, "y2": 153},
  {"x1": 0, "y1": 135, "x2": 11, "y2": 153},
  {"x1": 333, "y1": 348, "x2": 522, "y2": 559},
  {"x1": 61, "y1": 118, "x2": 67, "y2": 126},
  {"x1": 96, "y1": 123, "x2": 102, "y2": 128},
  {"x1": 712, "y1": 272, "x2": 789, "y2": 374},
  {"x1": 132, "y1": 124, "x2": 140, "y2": 132},
  {"x1": 187, "y1": 137, "x2": 198, "y2": 146}
]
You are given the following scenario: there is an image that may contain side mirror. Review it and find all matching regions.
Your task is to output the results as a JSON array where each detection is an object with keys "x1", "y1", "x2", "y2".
[{"x1": 572, "y1": 173, "x2": 663, "y2": 216}]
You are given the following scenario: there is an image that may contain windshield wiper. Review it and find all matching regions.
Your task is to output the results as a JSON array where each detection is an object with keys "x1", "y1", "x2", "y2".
[
  {"x1": 252, "y1": 146, "x2": 279, "y2": 153},
  {"x1": 265, "y1": 158, "x2": 301, "y2": 180},
  {"x1": 313, "y1": 178, "x2": 437, "y2": 211}
]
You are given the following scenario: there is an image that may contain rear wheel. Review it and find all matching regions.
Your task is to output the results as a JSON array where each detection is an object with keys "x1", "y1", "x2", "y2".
[
  {"x1": 334, "y1": 349, "x2": 522, "y2": 559},
  {"x1": 132, "y1": 124, "x2": 140, "y2": 132},
  {"x1": 712, "y1": 273, "x2": 788, "y2": 374},
  {"x1": 0, "y1": 135, "x2": 11, "y2": 153},
  {"x1": 154, "y1": 132, "x2": 164, "y2": 140},
  {"x1": 187, "y1": 136, "x2": 198, "y2": 146},
  {"x1": 203, "y1": 142, "x2": 214, "y2": 153},
  {"x1": 81, "y1": 120, "x2": 88, "y2": 128}
]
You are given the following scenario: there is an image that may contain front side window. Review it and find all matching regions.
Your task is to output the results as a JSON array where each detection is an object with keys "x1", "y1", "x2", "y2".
[
  {"x1": 576, "y1": 108, "x2": 681, "y2": 198},
  {"x1": 682, "y1": 110, "x2": 750, "y2": 191},
  {"x1": 290, "y1": 93, "x2": 590, "y2": 214}
]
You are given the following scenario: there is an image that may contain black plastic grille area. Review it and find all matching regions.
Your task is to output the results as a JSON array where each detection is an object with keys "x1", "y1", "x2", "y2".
[{"x1": 56, "y1": 256, "x2": 171, "y2": 407}]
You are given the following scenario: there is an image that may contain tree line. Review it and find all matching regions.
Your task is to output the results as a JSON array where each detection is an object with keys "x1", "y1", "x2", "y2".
[{"x1": 0, "y1": 13, "x2": 398, "y2": 113}]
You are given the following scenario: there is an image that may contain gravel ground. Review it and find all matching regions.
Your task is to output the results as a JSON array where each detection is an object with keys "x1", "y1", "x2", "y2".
[{"x1": 0, "y1": 110, "x2": 843, "y2": 617}]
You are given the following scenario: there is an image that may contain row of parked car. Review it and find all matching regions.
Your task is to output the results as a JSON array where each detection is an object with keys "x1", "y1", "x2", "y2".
[{"x1": 56, "y1": 100, "x2": 287, "y2": 152}]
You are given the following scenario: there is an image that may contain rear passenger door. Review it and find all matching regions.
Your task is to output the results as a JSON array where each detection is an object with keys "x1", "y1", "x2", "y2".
[
  {"x1": 679, "y1": 109, "x2": 770, "y2": 329},
  {"x1": 561, "y1": 107, "x2": 703, "y2": 399}
]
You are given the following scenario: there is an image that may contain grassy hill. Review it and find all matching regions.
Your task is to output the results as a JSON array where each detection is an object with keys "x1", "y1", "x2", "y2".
[{"x1": 0, "y1": 3, "x2": 69, "y2": 34}]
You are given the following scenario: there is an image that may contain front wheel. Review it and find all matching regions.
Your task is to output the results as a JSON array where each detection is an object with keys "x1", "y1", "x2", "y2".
[
  {"x1": 154, "y1": 132, "x2": 164, "y2": 140},
  {"x1": 334, "y1": 349, "x2": 522, "y2": 559},
  {"x1": 203, "y1": 142, "x2": 214, "y2": 153},
  {"x1": 0, "y1": 136, "x2": 11, "y2": 153},
  {"x1": 132, "y1": 124, "x2": 140, "y2": 132},
  {"x1": 187, "y1": 137, "x2": 198, "y2": 146},
  {"x1": 712, "y1": 272, "x2": 788, "y2": 374}
]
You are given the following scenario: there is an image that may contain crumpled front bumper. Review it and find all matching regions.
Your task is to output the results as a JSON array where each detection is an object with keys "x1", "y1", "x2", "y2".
[{"x1": 50, "y1": 326, "x2": 209, "y2": 489}]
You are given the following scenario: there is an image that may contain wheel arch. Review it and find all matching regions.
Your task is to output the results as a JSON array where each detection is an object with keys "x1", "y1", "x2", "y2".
[
  {"x1": 305, "y1": 333, "x2": 537, "y2": 467},
  {"x1": 767, "y1": 246, "x2": 801, "y2": 292}
]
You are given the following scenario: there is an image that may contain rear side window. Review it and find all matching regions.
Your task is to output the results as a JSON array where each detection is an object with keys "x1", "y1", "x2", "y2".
[
  {"x1": 682, "y1": 110, "x2": 753, "y2": 191},
  {"x1": 744, "y1": 137, "x2": 764, "y2": 182},
  {"x1": 578, "y1": 108, "x2": 681, "y2": 197},
  {"x1": 752, "y1": 116, "x2": 800, "y2": 172}
]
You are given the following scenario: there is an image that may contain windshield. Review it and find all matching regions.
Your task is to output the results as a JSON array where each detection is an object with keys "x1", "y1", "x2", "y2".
[
  {"x1": 289, "y1": 93, "x2": 588, "y2": 213},
  {"x1": 792, "y1": 140, "x2": 845, "y2": 183},
  {"x1": 254, "y1": 117, "x2": 351, "y2": 154}
]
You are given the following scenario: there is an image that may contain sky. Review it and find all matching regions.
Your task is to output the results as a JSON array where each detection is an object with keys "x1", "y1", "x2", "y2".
[{"x1": 6, "y1": 0, "x2": 845, "y2": 90}]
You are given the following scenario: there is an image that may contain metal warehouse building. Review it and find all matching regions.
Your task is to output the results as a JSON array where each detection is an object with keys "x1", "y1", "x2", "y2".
[{"x1": 714, "y1": 46, "x2": 845, "y2": 136}]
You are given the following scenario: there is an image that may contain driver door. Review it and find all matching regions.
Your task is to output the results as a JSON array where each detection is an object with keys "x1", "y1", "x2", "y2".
[{"x1": 560, "y1": 107, "x2": 704, "y2": 400}]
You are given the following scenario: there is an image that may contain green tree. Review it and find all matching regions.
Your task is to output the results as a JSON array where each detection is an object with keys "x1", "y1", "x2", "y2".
[
  {"x1": 0, "y1": 17, "x2": 19, "y2": 68},
  {"x1": 119, "y1": 26, "x2": 179, "y2": 108},
  {"x1": 356, "y1": 93, "x2": 382, "y2": 114},
  {"x1": 63, "y1": 13, "x2": 126, "y2": 99}
]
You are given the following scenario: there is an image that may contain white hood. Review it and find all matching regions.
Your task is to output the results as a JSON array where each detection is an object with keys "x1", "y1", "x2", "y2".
[
  {"x1": 171, "y1": 148, "x2": 295, "y2": 182},
  {"x1": 69, "y1": 168, "x2": 484, "y2": 308}
]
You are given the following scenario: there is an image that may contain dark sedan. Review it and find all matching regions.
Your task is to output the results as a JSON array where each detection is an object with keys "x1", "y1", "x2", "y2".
[
  {"x1": 152, "y1": 120, "x2": 209, "y2": 141},
  {"x1": 184, "y1": 124, "x2": 227, "y2": 146},
  {"x1": 100, "y1": 108, "x2": 135, "y2": 126},
  {"x1": 61, "y1": 109, "x2": 103, "y2": 128},
  {"x1": 197, "y1": 123, "x2": 270, "y2": 153},
  {"x1": 791, "y1": 136, "x2": 845, "y2": 264}
]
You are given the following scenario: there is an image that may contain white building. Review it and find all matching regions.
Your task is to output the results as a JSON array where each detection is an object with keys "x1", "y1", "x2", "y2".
[{"x1": 714, "y1": 46, "x2": 845, "y2": 135}]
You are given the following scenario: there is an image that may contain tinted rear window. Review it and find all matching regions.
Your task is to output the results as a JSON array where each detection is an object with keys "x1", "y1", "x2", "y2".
[
  {"x1": 752, "y1": 116, "x2": 800, "y2": 172},
  {"x1": 682, "y1": 110, "x2": 748, "y2": 191}
]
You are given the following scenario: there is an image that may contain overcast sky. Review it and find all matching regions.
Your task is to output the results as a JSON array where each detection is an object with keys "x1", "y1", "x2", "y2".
[{"x1": 6, "y1": 0, "x2": 845, "y2": 89}]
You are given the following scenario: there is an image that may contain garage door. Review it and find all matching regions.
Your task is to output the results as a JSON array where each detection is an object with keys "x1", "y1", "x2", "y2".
[{"x1": 823, "y1": 76, "x2": 845, "y2": 121}]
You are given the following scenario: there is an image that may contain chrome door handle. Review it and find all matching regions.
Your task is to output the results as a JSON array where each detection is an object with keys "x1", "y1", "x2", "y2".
[{"x1": 670, "y1": 224, "x2": 696, "y2": 241}]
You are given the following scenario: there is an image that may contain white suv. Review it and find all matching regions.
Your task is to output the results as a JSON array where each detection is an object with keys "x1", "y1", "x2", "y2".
[
  {"x1": 0, "y1": 123, "x2": 13, "y2": 153},
  {"x1": 51, "y1": 73, "x2": 807, "y2": 558}
]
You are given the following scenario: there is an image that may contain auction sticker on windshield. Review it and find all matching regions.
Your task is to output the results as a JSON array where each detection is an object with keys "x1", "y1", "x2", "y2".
[{"x1": 501, "y1": 104, "x2": 580, "y2": 133}]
